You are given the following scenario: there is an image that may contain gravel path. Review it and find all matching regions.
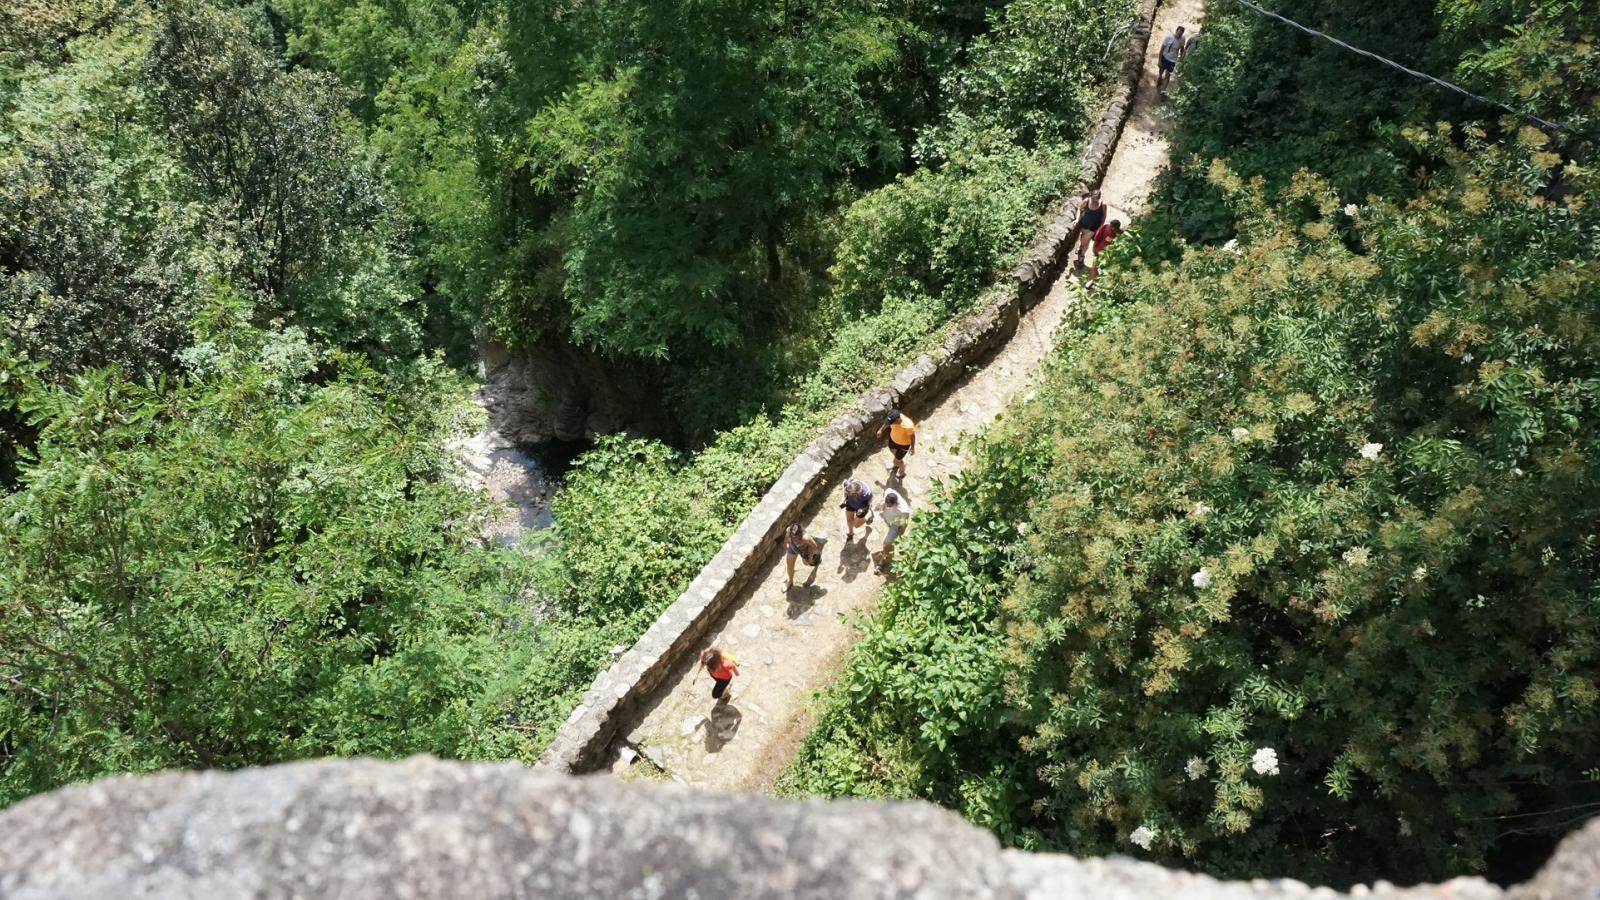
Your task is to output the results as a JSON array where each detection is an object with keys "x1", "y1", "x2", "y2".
[
  {"x1": 611, "y1": 0, "x2": 1206, "y2": 792},
  {"x1": 1100, "y1": 0, "x2": 1209, "y2": 225}
]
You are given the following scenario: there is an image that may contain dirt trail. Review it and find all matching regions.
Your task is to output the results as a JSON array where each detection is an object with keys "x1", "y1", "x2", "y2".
[
  {"x1": 610, "y1": 0, "x2": 1205, "y2": 793},
  {"x1": 1101, "y1": 0, "x2": 1208, "y2": 225}
]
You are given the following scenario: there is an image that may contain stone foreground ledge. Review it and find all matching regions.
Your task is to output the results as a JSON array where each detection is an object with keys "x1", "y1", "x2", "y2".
[{"x1": 0, "y1": 757, "x2": 1574, "y2": 900}]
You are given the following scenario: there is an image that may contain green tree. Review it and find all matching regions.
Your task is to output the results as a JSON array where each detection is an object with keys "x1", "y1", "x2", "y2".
[
  {"x1": 497, "y1": 0, "x2": 912, "y2": 360},
  {"x1": 0, "y1": 298, "x2": 537, "y2": 806},
  {"x1": 0, "y1": 139, "x2": 206, "y2": 377},
  {"x1": 1, "y1": 20, "x2": 209, "y2": 378},
  {"x1": 144, "y1": 3, "x2": 422, "y2": 356}
]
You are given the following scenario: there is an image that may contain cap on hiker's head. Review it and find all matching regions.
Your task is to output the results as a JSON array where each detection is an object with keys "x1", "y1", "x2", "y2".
[{"x1": 885, "y1": 409, "x2": 902, "y2": 425}]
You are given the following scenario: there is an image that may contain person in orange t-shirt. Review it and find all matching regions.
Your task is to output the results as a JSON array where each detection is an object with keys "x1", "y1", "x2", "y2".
[
  {"x1": 693, "y1": 647, "x2": 740, "y2": 701},
  {"x1": 875, "y1": 409, "x2": 916, "y2": 479}
]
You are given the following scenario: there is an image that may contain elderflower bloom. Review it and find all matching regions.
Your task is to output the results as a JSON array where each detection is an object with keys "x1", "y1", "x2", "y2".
[
  {"x1": 1129, "y1": 825, "x2": 1156, "y2": 850},
  {"x1": 1412, "y1": 565, "x2": 1427, "y2": 582},
  {"x1": 1343, "y1": 547, "x2": 1371, "y2": 566},
  {"x1": 1343, "y1": 203, "x2": 1359, "y2": 217},
  {"x1": 1193, "y1": 501, "x2": 1211, "y2": 519},
  {"x1": 1252, "y1": 747, "x2": 1280, "y2": 776},
  {"x1": 1192, "y1": 568, "x2": 1213, "y2": 589},
  {"x1": 1231, "y1": 427, "x2": 1250, "y2": 440},
  {"x1": 1358, "y1": 442, "x2": 1383, "y2": 460},
  {"x1": 1186, "y1": 757, "x2": 1208, "y2": 781}
]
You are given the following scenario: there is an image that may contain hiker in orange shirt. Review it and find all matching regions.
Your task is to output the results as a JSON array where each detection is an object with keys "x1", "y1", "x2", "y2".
[
  {"x1": 875, "y1": 409, "x2": 915, "y2": 480},
  {"x1": 693, "y1": 647, "x2": 740, "y2": 701}
]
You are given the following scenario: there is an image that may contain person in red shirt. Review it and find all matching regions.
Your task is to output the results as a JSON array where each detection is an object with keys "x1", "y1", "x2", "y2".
[
  {"x1": 693, "y1": 647, "x2": 740, "y2": 701},
  {"x1": 1089, "y1": 219, "x2": 1123, "y2": 282}
]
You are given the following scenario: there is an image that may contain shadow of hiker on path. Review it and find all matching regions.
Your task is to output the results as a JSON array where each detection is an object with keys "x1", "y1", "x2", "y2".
[
  {"x1": 784, "y1": 582, "x2": 825, "y2": 620},
  {"x1": 696, "y1": 701, "x2": 742, "y2": 753},
  {"x1": 836, "y1": 535, "x2": 872, "y2": 583}
]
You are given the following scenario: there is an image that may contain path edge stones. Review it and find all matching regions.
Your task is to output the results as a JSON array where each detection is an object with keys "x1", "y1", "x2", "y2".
[{"x1": 534, "y1": 0, "x2": 1163, "y2": 774}]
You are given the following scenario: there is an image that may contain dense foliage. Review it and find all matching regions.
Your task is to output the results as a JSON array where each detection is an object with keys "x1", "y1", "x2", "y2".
[
  {"x1": 0, "y1": 303, "x2": 544, "y2": 807},
  {"x1": 786, "y1": 0, "x2": 1600, "y2": 884},
  {"x1": 1, "y1": 0, "x2": 1131, "y2": 808},
  {"x1": 1, "y1": 4, "x2": 423, "y2": 376},
  {"x1": 494, "y1": 0, "x2": 1131, "y2": 734}
]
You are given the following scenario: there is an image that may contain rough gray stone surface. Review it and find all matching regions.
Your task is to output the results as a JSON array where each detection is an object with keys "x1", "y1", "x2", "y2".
[
  {"x1": 476, "y1": 339, "x2": 646, "y2": 446},
  {"x1": 1508, "y1": 817, "x2": 1600, "y2": 900},
  {"x1": 0, "y1": 758, "x2": 1537, "y2": 900}
]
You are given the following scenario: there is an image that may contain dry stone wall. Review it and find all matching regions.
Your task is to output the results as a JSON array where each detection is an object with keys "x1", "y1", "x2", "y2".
[
  {"x1": 0, "y1": 757, "x2": 1579, "y2": 900},
  {"x1": 1081, "y1": 0, "x2": 1159, "y2": 188},
  {"x1": 534, "y1": 0, "x2": 1164, "y2": 776}
]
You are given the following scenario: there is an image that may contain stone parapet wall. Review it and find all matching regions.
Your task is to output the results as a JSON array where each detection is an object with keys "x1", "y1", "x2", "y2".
[
  {"x1": 1, "y1": 757, "x2": 1583, "y2": 900},
  {"x1": 534, "y1": 0, "x2": 1165, "y2": 777},
  {"x1": 1081, "y1": 0, "x2": 1159, "y2": 188}
]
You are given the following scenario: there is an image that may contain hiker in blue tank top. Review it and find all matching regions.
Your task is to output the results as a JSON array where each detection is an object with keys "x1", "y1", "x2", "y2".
[
  {"x1": 781, "y1": 522, "x2": 825, "y2": 593},
  {"x1": 1072, "y1": 190, "x2": 1108, "y2": 266},
  {"x1": 841, "y1": 478, "x2": 874, "y2": 541}
]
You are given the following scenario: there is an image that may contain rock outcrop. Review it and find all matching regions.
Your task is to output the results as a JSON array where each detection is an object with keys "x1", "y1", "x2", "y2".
[
  {"x1": 476, "y1": 338, "x2": 640, "y2": 447},
  {"x1": 0, "y1": 756, "x2": 1578, "y2": 900}
]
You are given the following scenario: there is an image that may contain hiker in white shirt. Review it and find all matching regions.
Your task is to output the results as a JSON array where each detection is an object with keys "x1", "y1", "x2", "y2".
[
  {"x1": 874, "y1": 489, "x2": 911, "y2": 575},
  {"x1": 1157, "y1": 25, "x2": 1187, "y2": 95}
]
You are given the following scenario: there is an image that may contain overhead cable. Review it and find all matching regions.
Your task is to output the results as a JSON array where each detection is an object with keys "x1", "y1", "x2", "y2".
[{"x1": 1223, "y1": 0, "x2": 1567, "y2": 134}]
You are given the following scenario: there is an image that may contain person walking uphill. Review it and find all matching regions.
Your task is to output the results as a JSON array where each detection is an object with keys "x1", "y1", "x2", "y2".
[
  {"x1": 841, "y1": 478, "x2": 874, "y2": 541},
  {"x1": 1089, "y1": 219, "x2": 1122, "y2": 282},
  {"x1": 781, "y1": 522, "x2": 824, "y2": 592},
  {"x1": 1072, "y1": 191, "x2": 1107, "y2": 266},
  {"x1": 874, "y1": 488, "x2": 911, "y2": 576},
  {"x1": 692, "y1": 647, "x2": 739, "y2": 701},
  {"x1": 1157, "y1": 25, "x2": 1187, "y2": 96},
  {"x1": 876, "y1": 409, "x2": 916, "y2": 479}
]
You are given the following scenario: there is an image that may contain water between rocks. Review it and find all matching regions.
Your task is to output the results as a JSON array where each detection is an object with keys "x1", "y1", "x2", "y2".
[{"x1": 460, "y1": 436, "x2": 589, "y2": 548}]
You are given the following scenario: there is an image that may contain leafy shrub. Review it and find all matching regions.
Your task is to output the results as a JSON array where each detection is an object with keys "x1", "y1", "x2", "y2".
[
  {"x1": 953, "y1": 0, "x2": 1133, "y2": 147},
  {"x1": 788, "y1": 132, "x2": 1600, "y2": 885},
  {"x1": 0, "y1": 300, "x2": 538, "y2": 806},
  {"x1": 0, "y1": 24, "x2": 208, "y2": 378},
  {"x1": 831, "y1": 116, "x2": 1075, "y2": 319}
]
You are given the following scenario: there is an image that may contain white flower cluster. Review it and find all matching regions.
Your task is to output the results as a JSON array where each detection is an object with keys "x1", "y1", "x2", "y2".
[
  {"x1": 1358, "y1": 442, "x2": 1383, "y2": 460},
  {"x1": 1343, "y1": 203, "x2": 1360, "y2": 217},
  {"x1": 1251, "y1": 747, "x2": 1280, "y2": 776},
  {"x1": 1231, "y1": 427, "x2": 1250, "y2": 440},
  {"x1": 1222, "y1": 238, "x2": 1242, "y2": 255},
  {"x1": 1193, "y1": 501, "x2": 1212, "y2": 519},
  {"x1": 1186, "y1": 756, "x2": 1208, "y2": 781},
  {"x1": 1342, "y1": 547, "x2": 1371, "y2": 567},
  {"x1": 1412, "y1": 565, "x2": 1427, "y2": 582},
  {"x1": 1129, "y1": 825, "x2": 1156, "y2": 850},
  {"x1": 1192, "y1": 568, "x2": 1213, "y2": 589}
]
